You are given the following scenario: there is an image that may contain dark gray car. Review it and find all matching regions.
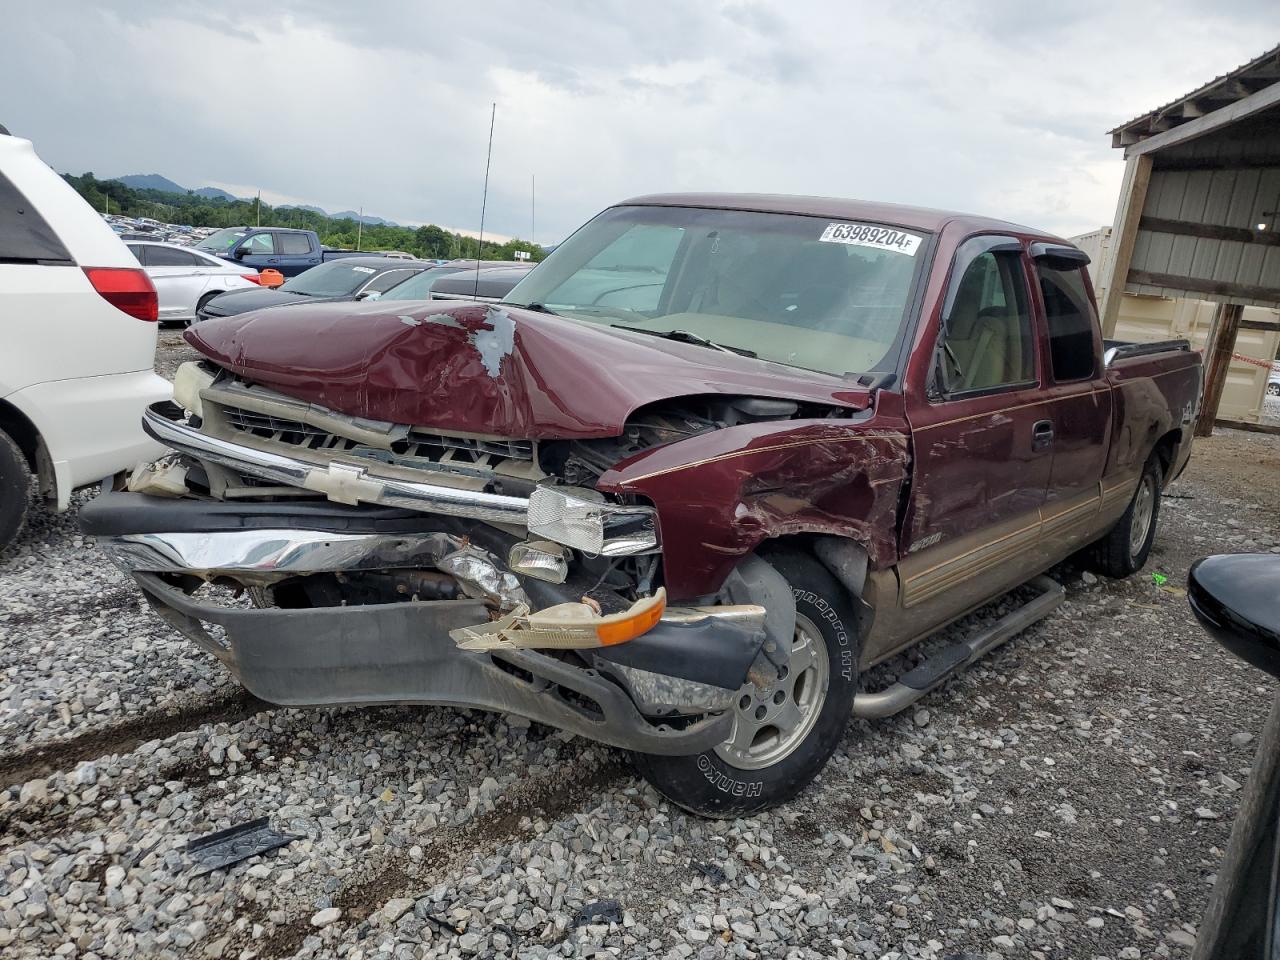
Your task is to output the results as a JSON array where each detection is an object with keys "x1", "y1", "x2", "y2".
[{"x1": 196, "y1": 257, "x2": 434, "y2": 322}]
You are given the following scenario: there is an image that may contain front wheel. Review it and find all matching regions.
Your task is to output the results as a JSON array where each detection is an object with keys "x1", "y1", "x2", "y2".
[
  {"x1": 1268, "y1": 383, "x2": 1280, "y2": 397},
  {"x1": 631, "y1": 550, "x2": 859, "y2": 818}
]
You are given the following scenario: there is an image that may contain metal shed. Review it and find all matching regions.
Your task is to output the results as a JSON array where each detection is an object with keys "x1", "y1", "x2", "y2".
[{"x1": 1096, "y1": 44, "x2": 1280, "y2": 434}]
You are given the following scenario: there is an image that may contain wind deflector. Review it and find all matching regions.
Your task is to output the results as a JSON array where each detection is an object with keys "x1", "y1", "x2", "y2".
[{"x1": 1030, "y1": 242, "x2": 1090, "y2": 271}]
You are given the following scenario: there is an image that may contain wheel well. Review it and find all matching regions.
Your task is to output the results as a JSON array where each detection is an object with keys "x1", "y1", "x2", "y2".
[
  {"x1": 1152, "y1": 429, "x2": 1181, "y2": 481},
  {"x1": 0, "y1": 399, "x2": 41, "y2": 471}
]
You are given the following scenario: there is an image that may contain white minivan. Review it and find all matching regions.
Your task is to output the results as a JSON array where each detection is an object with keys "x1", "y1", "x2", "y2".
[{"x1": 0, "y1": 125, "x2": 171, "y2": 549}]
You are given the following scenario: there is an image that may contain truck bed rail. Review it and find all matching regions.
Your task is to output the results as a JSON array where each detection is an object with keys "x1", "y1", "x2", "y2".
[{"x1": 1103, "y1": 338, "x2": 1191, "y2": 367}]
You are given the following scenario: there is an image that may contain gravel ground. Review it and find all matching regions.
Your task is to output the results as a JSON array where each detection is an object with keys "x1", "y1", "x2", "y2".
[
  {"x1": 2, "y1": 339, "x2": 1280, "y2": 959},
  {"x1": 1262, "y1": 392, "x2": 1280, "y2": 429}
]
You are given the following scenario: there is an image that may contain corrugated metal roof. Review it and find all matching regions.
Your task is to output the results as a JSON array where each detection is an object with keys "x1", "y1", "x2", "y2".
[{"x1": 1109, "y1": 44, "x2": 1280, "y2": 147}]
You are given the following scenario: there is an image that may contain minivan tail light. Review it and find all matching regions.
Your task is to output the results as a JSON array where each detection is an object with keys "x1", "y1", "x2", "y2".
[{"x1": 82, "y1": 267, "x2": 158, "y2": 322}]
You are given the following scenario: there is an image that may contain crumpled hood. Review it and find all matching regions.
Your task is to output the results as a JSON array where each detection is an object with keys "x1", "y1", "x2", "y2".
[{"x1": 184, "y1": 300, "x2": 871, "y2": 439}]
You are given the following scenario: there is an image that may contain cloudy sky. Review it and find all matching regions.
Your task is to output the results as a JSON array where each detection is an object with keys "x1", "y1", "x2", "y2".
[{"x1": 3, "y1": 1, "x2": 1275, "y2": 242}]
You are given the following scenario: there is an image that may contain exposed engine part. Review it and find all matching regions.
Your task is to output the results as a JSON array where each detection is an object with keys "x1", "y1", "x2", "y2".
[
  {"x1": 549, "y1": 394, "x2": 843, "y2": 483},
  {"x1": 438, "y1": 546, "x2": 530, "y2": 610}
]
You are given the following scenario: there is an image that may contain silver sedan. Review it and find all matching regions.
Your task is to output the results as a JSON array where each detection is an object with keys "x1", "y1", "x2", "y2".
[{"x1": 126, "y1": 241, "x2": 262, "y2": 326}]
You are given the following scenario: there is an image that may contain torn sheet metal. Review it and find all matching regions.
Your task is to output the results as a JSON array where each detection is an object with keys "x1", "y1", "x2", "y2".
[
  {"x1": 186, "y1": 817, "x2": 301, "y2": 875},
  {"x1": 437, "y1": 546, "x2": 530, "y2": 611},
  {"x1": 127, "y1": 455, "x2": 190, "y2": 498},
  {"x1": 451, "y1": 589, "x2": 666, "y2": 650}
]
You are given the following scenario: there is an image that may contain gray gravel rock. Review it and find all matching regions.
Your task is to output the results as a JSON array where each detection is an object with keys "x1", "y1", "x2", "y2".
[{"x1": 0, "y1": 350, "x2": 1275, "y2": 959}]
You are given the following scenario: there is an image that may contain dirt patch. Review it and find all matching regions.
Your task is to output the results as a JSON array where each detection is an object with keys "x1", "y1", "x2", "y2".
[{"x1": 0, "y1": 690, "x2": 270, "y2": 790}]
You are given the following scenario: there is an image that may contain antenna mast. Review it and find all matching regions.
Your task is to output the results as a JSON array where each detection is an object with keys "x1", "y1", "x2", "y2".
[{"x1": 474, "y1": 103, "x2": 496, "y2": 297}]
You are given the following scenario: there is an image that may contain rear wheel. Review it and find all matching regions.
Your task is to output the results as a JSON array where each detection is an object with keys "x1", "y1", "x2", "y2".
[
  {"x1": 192, "y1": 291, "x2": 221, "y2": 325},
  {"x1": 632, "y1": 550, "x2": 859, "y2": 817},
  {"x1": 1268, "y1": 382, "x2": 1280, "y2": 397},
  {"x1": 0, "y1": 428, "x2": 31, "y2": 553},
  {"x1": 1092, "y1": 455, "x2": 1163, "y2": 578}
]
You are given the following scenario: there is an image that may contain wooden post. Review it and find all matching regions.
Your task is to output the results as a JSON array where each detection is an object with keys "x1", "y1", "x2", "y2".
[
  {"x1": 1098, "y1": 153, "x2": 1153, "y2": 338},
  {"x1": 1196, "y1": 302, "x2": 1244, "y2": 437}
]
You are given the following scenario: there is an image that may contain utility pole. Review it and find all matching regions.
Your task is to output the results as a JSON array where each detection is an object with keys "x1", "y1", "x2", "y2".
[
  {"x1": 531, "y1": 173, "x2": 536, "y2": 248},
  {"x1": 357, "y1": 206, "x2": 362, "y2": 252},
  {"x1": 255, "y1": 190, "x2": 261, "y2": 227}
]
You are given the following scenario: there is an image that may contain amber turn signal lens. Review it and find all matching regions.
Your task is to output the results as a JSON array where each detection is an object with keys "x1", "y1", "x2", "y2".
[{"x1": 595, "y1": 591, "x2": 666, "y2": 646}]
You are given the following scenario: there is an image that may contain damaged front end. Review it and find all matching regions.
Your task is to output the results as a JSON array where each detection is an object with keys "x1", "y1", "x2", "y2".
[{"x1": 85, "y1": 363, "x2": 777, "y2": 754}]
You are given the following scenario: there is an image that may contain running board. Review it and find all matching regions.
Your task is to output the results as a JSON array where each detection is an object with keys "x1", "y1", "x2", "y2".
[{"x1": 852, "y1": 575, "x2": 1065, "y2": 719}]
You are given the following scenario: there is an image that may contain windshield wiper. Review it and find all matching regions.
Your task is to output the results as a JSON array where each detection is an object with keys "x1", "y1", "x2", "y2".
[
  {"x1": 611, "y1": 324, "x2": 757, "y2": 358},
  {"x1": 504, "y1": 301, "x2": 560, "y2": 316}
]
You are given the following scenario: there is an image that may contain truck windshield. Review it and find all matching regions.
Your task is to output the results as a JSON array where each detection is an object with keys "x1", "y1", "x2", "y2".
[
  {"x1": 196, "y1": 228, "x2": 249, "y2": 253},
  {"x1": 503, "y1": 205, "x2": 928, "y2": 377},
  {"x1": 280, "y1": 261, "x2": 382, "y2": 297}
]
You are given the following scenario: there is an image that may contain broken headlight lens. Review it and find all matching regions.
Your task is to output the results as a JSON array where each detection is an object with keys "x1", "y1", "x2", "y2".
[{"x1": 527, "y1": 485, "x2": 659, "y2": 556}]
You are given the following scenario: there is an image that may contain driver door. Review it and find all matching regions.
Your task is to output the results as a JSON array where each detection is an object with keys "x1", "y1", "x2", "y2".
[{"x1": 894, "y1": 236, "x2": 1054, "y2": 648}]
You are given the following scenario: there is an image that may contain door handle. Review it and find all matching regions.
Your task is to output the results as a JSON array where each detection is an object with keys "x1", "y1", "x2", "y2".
[{"x1": 1032, "y1": 419, "x2": 1055, "y2": 450}]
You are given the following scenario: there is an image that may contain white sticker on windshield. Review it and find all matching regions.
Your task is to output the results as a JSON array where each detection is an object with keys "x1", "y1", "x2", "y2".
[
  {"x1": 351, "y1": 266, "x2": 376, "y2": 274},
  {"x1": 819, "y1": 222, "x2": 921, "y2": 256}
]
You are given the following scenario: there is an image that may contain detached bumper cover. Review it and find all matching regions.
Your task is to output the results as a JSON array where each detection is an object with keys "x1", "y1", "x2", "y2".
[{"x1": 133, "y1": 572, "x2": 733, "y2": 755}]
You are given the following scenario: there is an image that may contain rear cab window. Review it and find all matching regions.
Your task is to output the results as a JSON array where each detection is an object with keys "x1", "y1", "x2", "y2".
[
  {"x1": 1037, "y1": 265, "x2": 1097, "y2": 381},
  {"x1": 0, "y1": 171, "x2": 74, "y2": 264},
  {"x1": 277, "y1": 232, "x2": 313, "y2": 255}
]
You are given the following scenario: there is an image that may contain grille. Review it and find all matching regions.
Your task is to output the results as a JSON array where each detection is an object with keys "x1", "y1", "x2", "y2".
[{"x1": 218, "y1": 403, "x2": 533, "y2": 466}]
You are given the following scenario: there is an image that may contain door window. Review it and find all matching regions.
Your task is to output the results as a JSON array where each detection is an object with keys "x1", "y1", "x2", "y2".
[
  {"x1": 277, "y1": 232, "x2": 312, "y2": 255},
  {"x1": 1037, "y1": 265, "x2": 1097, "y2": 381},
  {"x1": 128, "y1": 244, "x2": 147, "y2": 264},
  {"x1": 241, "y1": 233, "x2": 275, "y2": 255},
  {"x1": 145, "y1": 246, "x2": 201, "y2": 267},
  {"x1": 362, "y1": 269, "x2": 418, "y2": 294},
  {"x1": 938, "y1": 241, "x2": 1035, "y2": 394}
]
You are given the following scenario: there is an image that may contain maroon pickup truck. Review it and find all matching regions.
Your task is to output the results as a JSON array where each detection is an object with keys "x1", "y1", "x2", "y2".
[{"x1": 85, "y1": 194, "x2": 1201, "y2": 816}]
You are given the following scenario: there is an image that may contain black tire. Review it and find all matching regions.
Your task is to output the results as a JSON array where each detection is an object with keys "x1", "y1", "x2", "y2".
[
  {"x1": 1092, "y1": 455, "x2": 1163, "y2": 578},
  {"x1": 632, "y1": 550, "x2": 859, "y2": 818},
  {"x1": 0, "y1": 428, "x2": 31, "y2": 553},
  {"x1": 1268, "y1": 383, "x2": 1280, "y2": 397}
]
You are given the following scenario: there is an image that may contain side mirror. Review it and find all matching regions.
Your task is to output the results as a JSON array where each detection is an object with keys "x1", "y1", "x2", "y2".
[
  {"x1": 356, "y1": 290, "x2": 381, "y2": 301},
  {"x1": 232, "y1": 246, "x2": 249, "y2": 259},
  {"x1": 1188, "y1": 555, "x2": 1280, "y2": 678}
]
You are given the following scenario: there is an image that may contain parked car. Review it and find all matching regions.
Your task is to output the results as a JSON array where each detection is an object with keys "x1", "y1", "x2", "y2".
[
  {"x1": 1186, "y1": 554, "x2": 1280, "y2": 959},
  {"x1": 424, "y1": 265, "x2": 535, "y2": 303},
  {"x1": 195, "y1": 227, "x2": 380, "y2": 277},
  {"x1": 374, "y1": 261, "x2": 534, "y2": 303},
  {"x1": 0, "y1": 129, "x2": 170, "y2": 551},
  {"x1": 126, "y1": 241, "x2": 262, "y2": 326},
  {"x1": 195, "y1": 257, "x2": 435, "y2": 322},
  {"x1": 83, "y1": 193, "x2": 1201, "y2": 816}
]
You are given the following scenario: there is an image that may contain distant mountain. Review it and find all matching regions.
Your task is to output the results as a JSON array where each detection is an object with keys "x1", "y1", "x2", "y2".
[
  {"x1": 118, "y1": 173, "x2": 187, "y2": 193},
  {"x1": 110, "y1": 174, "x2": 399, "y2": 225},
  {"x1": 192, "y1": 186, "x2": 243, "y2": 201},
  {"x1": 332, "y1": 210, "x2": 399, "y2": 227}
]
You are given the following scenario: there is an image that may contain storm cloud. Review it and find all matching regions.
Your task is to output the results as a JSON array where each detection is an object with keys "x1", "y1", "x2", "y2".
[{"x1": 2, "y1": 1, "x2": 1274, "y2": 242}]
